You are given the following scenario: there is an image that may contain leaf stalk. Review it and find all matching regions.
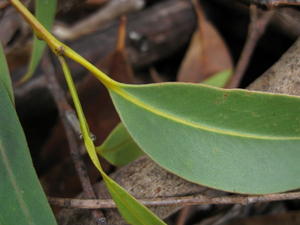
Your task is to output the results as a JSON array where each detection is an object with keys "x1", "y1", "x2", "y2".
[{"x1": 9, "y1": 0, "x2": 120, "y2": 90}]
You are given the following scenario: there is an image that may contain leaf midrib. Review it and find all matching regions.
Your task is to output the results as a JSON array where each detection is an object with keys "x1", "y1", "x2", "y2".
[{"x1": 112, "y1": 86, "x2": 300, "y2": 141}]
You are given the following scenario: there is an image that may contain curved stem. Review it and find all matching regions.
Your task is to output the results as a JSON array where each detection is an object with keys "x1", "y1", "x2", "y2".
[
  {"x1": 9, "y1": 0, "x2": 120, "y2": 90},
  {"x1": 63, "y1": 45, "x2": 120, "y2": 89},
  {"x1": 58, "y1": 56, "x2": 103, "y2": 171}
]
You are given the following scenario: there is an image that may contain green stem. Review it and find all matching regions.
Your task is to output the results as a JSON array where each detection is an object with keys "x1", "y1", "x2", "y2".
[
  {"x1": 63, "y1": 45, "x2": 120, "y2": 89},
  {"x1": 58, "y1": 56, "x2": 103, "y2": 171},
  {"x1": 9, "y1": 0, "x2": 59, "y2": 51},
  {"x1": 9, "y1": 0, "x2": 120, "y2": 90}
]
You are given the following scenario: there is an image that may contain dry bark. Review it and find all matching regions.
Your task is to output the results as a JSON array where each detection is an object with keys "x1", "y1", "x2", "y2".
[{"x1": 248, "y1": 36, "x2": 300, "y2": 94}]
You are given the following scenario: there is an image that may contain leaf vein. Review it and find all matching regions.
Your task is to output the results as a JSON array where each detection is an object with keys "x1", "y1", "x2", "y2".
[{"x1": 112, "y1": 87, "x2": 300, "y2": 141}]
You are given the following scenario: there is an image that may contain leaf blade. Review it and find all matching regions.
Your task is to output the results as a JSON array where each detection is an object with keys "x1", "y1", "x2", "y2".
[
  {"x1": 103, "y1": 173, "x2": 166, "y2": 225},
  {"x1": 20, "y1": 0, "x2": 57, "y2": 83},
  {"x1": 0, "y1": 82, "x2": 57, "y2": 225},
  {"x1": 0, "y1": 43, "x2": 14, "y2": 103},
  {"x1": 97, "y1": 123, "x2": 144, "y2": 166},
  {"x1": 202, "y1": 69, "x2": 232, "y2": 88},
  {"x1": 110, "y1": 82, "x2": 300, "y2": 194}
]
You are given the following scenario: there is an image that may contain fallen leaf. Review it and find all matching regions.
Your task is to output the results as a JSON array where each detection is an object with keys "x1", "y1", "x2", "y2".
[{"x1": 177, "y1": 0, "x2": 233, "y2": 83}]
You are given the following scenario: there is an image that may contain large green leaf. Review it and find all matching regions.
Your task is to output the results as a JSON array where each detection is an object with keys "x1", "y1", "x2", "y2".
[
  {"x1": 20, "y1": 0, "x2": 57, "y2": 83},
  {"x1": 0, "y1": 43, "x2": 14, "y2": 103},
  {"x1": 0, "y1": 81, "x2": 57, "y2": 225},
  {"x1": 109, "y1": 82, "x2": 300, "y2": 194},
  {"x1": 97, "y1": 123, "x2": 144, "y2": 166}
]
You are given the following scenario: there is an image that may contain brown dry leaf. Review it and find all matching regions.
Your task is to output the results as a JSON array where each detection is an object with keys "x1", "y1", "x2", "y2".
[
  {"x1": 101, "y1": 16, "x2": 134, "y2": 83},
  {"x1": 177, "y1": 0, "x2": 233, "y2": 83},
  {"x1": 41, "y1": 16, "x2": 135, "y2": 197}
]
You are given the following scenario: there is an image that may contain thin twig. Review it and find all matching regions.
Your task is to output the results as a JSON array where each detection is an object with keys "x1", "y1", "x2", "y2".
[
  {"x1": 226, "y1": 4, "x2": 274, "y2": 88},
  {"x1": 49, "y1": 190, "x2": 300, "y2": 209},
  {"x1": 53, "y1": 0, "x2": 144, "y2": 40},
  {"x1": 42, "y1": 54, "x2": 107, "y2": 225},
  {"x1": 176, "y1": 206, "x2": 192, "y2": 225}
]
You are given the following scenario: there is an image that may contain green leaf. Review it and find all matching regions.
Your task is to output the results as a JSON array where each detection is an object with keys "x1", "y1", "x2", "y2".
[
  {"x1": 202, "y1": 69, "x2": 232, "y2": 88},
  {"x1": 20, "y1": 0, "x2": 57, "y2": 83},
  {"x1": 109, "y1": 82, "x2": 300, "y2": 194},
  {"x1": 103, "y1": 173, "x2": 166, "y2": 225},
  {"x1": 0, "y1": 43, "x2": 14, "y2": 103},
  {"x1": 0, "y1": 81, "x2": 57, "y2": 225},
  {"x1": 96, "y1": 123, "x2": 144, "y2": 166},
  {"x1": 59, "y1": 56, "x2": 166, "y2": 225}
]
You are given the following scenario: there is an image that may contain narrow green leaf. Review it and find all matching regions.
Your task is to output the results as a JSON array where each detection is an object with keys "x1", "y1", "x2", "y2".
[
  {"x1": 109, "y1": 82, "x2": 300, "y2": 194},
  {"x1": 202, "y1": 69, "x2": 232, "y2": 88},
  {"x1": 0, "y1": 81, "x2": 57, "y2": 225},
  {"x1": 97, "y1": 123, "x2": 144, "y2": 166},
  {"x1": 103, "y1": 174, "x2": 166, "y2": 225},
  {"x1": 59, "y1": 57, "x2": 166, "y2": 225},
  {"x1": 20, "y1": 0, "x2": 57, "y2": 83},
  {"x1": 0, "y1": 43, "x2": 14, "y2": 103}
]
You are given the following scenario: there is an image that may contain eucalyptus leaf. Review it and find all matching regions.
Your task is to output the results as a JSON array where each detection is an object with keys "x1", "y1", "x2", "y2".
[
  {"x1": 0, "y1": 81, "x2": 57, "y2": 225},
  {"x1": 202, "y1": 69, "x2": 232, "y2": 88},
  {"x1": 0, "y1": 43, "x2": 14, "y2": 103},
  {"x1": 103, "y1": 173, "x2": 167, "y2": 225},
  {"x1": 97, "y1": 123, "x2": 144, "y2": 166},
  {"x1": 109, "y1": 82, "x2": 300, "y2": 194},
  {"x1": 20, "y1": 0, "x2": 56, "y2": 83}
]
